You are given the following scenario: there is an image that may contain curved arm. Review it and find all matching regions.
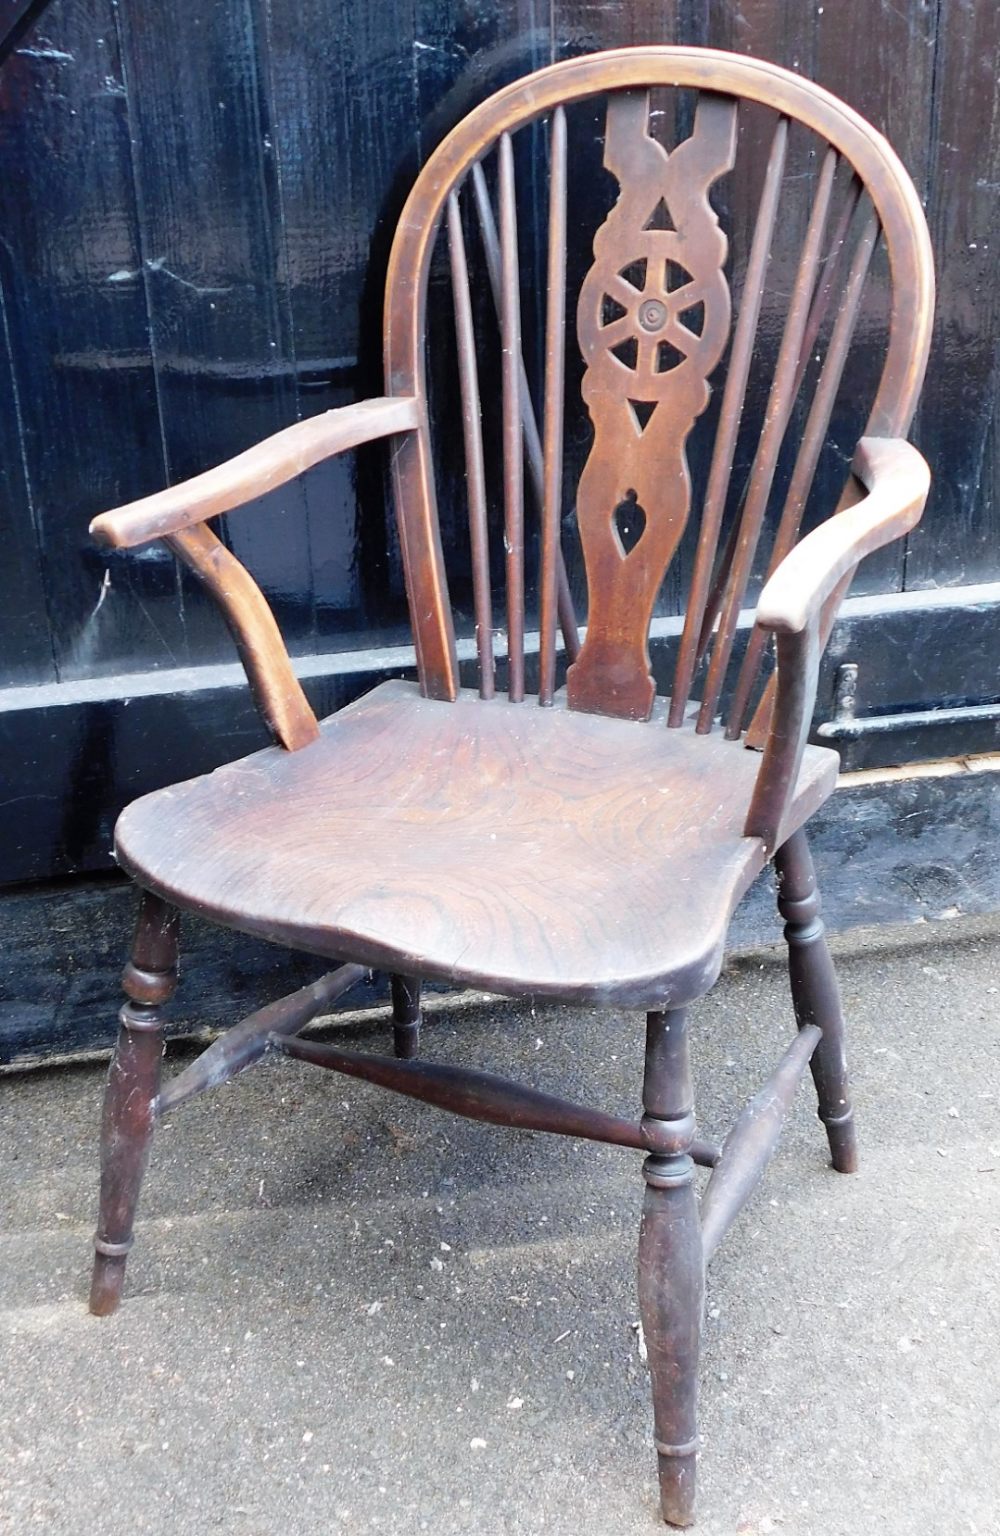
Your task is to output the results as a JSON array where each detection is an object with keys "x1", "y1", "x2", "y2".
[
  {"x1": 754, "y1": 437, "x2": 929, "y2": 635},
  {"x1": 89, "y1": 396, "x2": 420, "y2": 750},
  {"x1": 744, "y1": 437, "x2": 930, "y2": 852},
  {"x1": 89, "y1": 396, "x2": 420, "y2": 549}
]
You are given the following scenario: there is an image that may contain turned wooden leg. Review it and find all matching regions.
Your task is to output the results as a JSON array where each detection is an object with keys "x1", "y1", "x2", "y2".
[
  {"x1": 89, "y1": 890, "x2": 179, "y2": 1316},
  {"x1": 774, "y1": 829, "x2": 858, "y2": 1174},
  {"x1": 390, "y1": 974, "x2": 421, "y2": 1060},
  {"x1": 638, "y1": 1008, "x2": 704, "y2": 1527}
]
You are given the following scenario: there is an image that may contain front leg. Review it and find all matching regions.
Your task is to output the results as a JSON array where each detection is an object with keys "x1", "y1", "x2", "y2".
[
  {"x1": 89, "y1": 890, "x2": 178, "y2": 1315},
  {"x1": 638, "y1": 1007, "x2": 704, "y2": 1526}
]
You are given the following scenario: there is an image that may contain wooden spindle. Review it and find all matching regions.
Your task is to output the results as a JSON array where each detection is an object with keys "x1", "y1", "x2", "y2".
[
  {"x1": 272, "y1": 1030, "x2": 718, "y2": 1163},
  {"x1": 700, "y1": 1024, "x2": 822, "y2": 1264},
  {"x1": 725, "y1": 208, "x2": 879, "y2": 736},
  {"x1": 690, "y1": 173, "x2": 861, "y2": 698},
  {"x1": 793, "y1": 173, "x2": 862, "y2": 393},
  {"x1": 499, "y1": 133, "x2": 525, "y2": 701},
  {"x1": 695, "y1": 147, "x2": 838, "y2": 734},
  {"x1": 669, "y1": 117, "x2": 789, "y2": 726},
  {"x1": 156, "y1": 963, "x2": 366, "y2": 1115},
  {"x1": 471, "y1": 160, "x2": 581, "y2": 665},
  {"x1": 539, "y1": 106, "x2": 567, "y2": 706},
  {"x1": 447, "y1": 190, "x2": 495, "y2": 698}
]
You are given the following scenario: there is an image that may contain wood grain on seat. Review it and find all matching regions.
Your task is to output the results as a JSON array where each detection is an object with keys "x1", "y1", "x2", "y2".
[{"x1": 115, "y1": 680, "x2": 838, "y2": 1008}]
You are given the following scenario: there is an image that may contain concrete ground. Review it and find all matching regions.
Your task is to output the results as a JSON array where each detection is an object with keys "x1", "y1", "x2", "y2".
[{"x1": 1, "y1": 916, "x2": 998, "y2": 1536}]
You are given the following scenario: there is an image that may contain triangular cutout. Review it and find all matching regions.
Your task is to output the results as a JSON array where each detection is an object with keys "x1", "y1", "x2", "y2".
[
  {"x1": 601, "y1": 293, "x2": 628, "y2": 326},
  {"x1": 656, "y1": 339, "x2": 684, "y2": 373},
  {"x1": 610, "y1": 337, "x2": 638, "y2": 370},
  {"x1": 618, "y1": 259, "x2": 647, "y2": 291},
  {"x1": 643, "y1": 198, "x2": 676, "y2": 232},
  {"x1": 628, "y1": 398, "x2": 658, "y2": 434},
  {"x1": 664, "y1": 258, "x2": 692, "y2": 293},
  {"x1": 677, "y1": 299, "x2": 705, "y2": 337}
]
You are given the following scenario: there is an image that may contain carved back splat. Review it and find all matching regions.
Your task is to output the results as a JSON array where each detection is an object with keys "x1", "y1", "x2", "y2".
[
  {"x1": 383, "y1": 49, "x2": 934, "y2": 725},
  {"x1": 567, "y1": 92, "x2": 736, "y2": 719}
]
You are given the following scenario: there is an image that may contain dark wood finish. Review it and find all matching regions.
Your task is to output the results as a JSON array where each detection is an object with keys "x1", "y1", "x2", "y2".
[
  {"x1": 498, "y1": 132, "x2": 526, "y2": 704},
  {"x1": 469, "y1": 161, "x2": 582, "y2": 668},
  {"x1": 12, "y1": 1, "x2": 997, "y2": 910},
  {"x1": 668, "y1": 115, "x2": 788, "y2": 729},
  {"x1": 89, "y1": 890, "x2": 178, "y2": 1316},
  {"x1": 745, "y1": 437, "x2": 930, "y2": 853},
  {"x1": 80, "y1": 48, "x2": 935, "y2": 1528},
  {"x1": 389, "y1": 974, "x2": 422, "y2": 1060},
  {"x1": 699, "y1": 1023, "x2": 822, "y2": 1264},
  {"x1": 385, "y1": 48, "x2": 934, "y2": 716},
  {"x1": 166, "y1": 524, "x2": 320, "y2": 752},
  {"x1": 111, "y1": 679, "x2": 837, "y2": 1008},
  {"x1": 566, "y1": 91, "x2": 737, "y2": 720},
  {"x1": 638, "y1": 1008, "x2": 703, "y2": 1526},
  {"x1": 156, "y1": 963, "x2": 366, "y2": 1116},
  {"x1": 725, "y1": 207, "x2": 879, "y2": 737},
  {"x1": 538, "y1": 105, "x2": 568, "y2": 707},
  {"x1": 447, "y1": 194, "x2": 495, "y2": 699},
  {"x1": 775, "y1": 830, "x2": 859, "y2": 1173},
  {"x1": 88, "y1": 399, "x2": 420, "y2": 550},
  {"x1": 695, "y1": 148, "x2": 838, "y2": 734},
  {"x1": 273, "y1": 1029, "x2": 719, "y2": 1167}
]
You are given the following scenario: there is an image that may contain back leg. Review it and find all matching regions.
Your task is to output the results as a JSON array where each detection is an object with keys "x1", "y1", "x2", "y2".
[
  {"x1": 390, "y1": 975, "x2": 421, "y2": 1059},
  {"x1": 774, "y1": 828, "x2": 858, "y2": 1173},
  {"x1": 89, "y1": 891, "x2": 179, "y2": 1315}
]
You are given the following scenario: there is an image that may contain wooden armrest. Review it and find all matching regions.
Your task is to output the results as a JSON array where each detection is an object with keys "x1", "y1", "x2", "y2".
[
  {"x1": 756, "y1": 437, "x2": 930, "y2": 634},
  {"x1": 744, "y1": 436, "x2": 930, "y2": 853},
  {"x1": 90, "y1": 396, "x2": 420, "y2": 549},
  {"x1": 89, "y1": 395, "x2": 419, "y2": 752}
]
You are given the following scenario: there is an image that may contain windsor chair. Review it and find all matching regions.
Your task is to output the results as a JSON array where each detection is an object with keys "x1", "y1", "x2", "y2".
[{"x1": 86, "y1": 47, "x2": 933, "y2": 1526}]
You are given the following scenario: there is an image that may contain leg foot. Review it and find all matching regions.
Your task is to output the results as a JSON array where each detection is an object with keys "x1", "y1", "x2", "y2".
[
  {"x1": 390, "y1": 974, "x2": 421, "y2": 1060},
  {"x1": 90, "y1": 891, "x2": 178, "y2": 1316},
  {"x1": 638, "y1": 1010, "x2": 704, "y2": 1527},
  {"x1": 775, "y1": 830, "x2": 858, "y2": 1173}
]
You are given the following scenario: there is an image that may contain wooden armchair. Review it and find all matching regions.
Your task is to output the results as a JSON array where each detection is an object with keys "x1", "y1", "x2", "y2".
[{"x1": 86, "y1": 47, "x2": 933, "y2": 1527}]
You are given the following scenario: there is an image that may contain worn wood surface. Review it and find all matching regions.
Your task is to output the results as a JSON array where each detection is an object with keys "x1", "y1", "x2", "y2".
[
  {"x1": 89, "y1": 890, "x2": 178, "y2": 1315},
  {"x1": 112, "y1": 678, "x2": 837, "y2": 1008},
  {"x1": 272, "y1": 1030, "x2": 720, "y2": 1165},
  {"x1": 1, "y1": 0, "x2": 992, "y2": 893},
  {"x1": 384, "y1": 48, "x2": 933, "y2": 720}
]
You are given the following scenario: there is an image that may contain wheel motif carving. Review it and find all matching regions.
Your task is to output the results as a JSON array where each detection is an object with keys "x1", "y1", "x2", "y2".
[
  {"x1": 598, "y1": 258, "x2": 707, "y2": 383},
  {"x1": 567, "y1": 90, "x2": 737, "y2": 721}
]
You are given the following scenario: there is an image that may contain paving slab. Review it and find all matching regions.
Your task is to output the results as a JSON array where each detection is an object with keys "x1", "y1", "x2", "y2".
[{"x1": 1, "y1": 917, "x2": 998, "y2": 1534}]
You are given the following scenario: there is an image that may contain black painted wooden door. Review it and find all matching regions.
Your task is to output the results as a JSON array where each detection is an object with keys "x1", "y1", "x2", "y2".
[{"x1": 2, "y1": 0, "x2": 999, "y2": 889}]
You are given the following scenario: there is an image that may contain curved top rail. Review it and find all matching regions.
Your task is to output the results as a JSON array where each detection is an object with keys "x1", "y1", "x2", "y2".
[{"x1": 384, "y1": 46, "x2": 934, "y2": 442}]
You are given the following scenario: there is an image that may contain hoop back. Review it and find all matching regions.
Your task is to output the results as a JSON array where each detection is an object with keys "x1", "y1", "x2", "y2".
[{"x1": 383, "y1": 48, "x2": 934, "y2": 728}]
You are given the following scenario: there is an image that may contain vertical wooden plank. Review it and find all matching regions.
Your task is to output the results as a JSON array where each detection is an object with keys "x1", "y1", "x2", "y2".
[
  {"x1": 0, "y1": 280, "x2": 53, "y2": 683},
  {"x1": 812, "y1": 0, "x2": 937, "y2": 595},
  {"x1": 905, "y1": 0, "x2": 1000, "y2": 589},
  {"x1": 260, "y1": 0, "x2": 419, "y2": 649},
  {"x1": 0, "y1": 0, "x2": 186, "y2": 680},
  {"x1": 115, "y1": 0, "x2": 314, "y2": 659},
  {"x1": 412, "y1": 0, "x2": 554, "y2": 656}
]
